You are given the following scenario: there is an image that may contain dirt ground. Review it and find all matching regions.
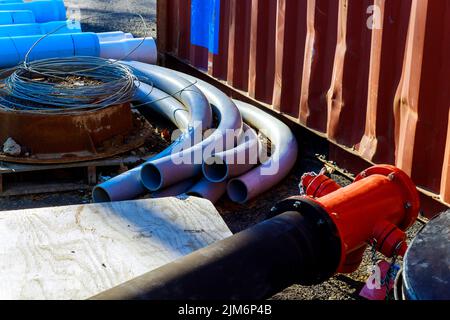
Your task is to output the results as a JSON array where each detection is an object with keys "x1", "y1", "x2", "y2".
[
  {"x1": 0, "y1": 0, "x2": 426, "y2": 300},
  {"x1": 64, "y1": 0, "x2": 157, "y2": 38}
]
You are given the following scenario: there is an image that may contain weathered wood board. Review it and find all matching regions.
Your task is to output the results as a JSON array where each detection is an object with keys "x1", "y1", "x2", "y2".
[{"x1": 0, "y1": 197, "x2": 232, "y2": 300}]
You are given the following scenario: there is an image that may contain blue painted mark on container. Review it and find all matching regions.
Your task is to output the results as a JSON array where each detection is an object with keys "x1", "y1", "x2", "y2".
[{"x1": 191, "y1": 0, "x2": 220, "y2": 55}]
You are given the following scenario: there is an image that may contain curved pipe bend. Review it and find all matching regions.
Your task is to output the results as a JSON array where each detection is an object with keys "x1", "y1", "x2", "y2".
[
  {"x1": 227, "y1": 100, "x2": 298, "y2": 203},
  {"x1": 123, "y1": 61, "x2": 213, "y2": 135},
  {"x1": 151, "y1": 178, "x2": 196, "y2": 199},
  {"x1": 134, "y1": 84, "x2": 190, "y2": 132},
  {"x1": 134, "y1": 64, "x2": 243, "y2": 192},
  {"x1": 92, "y1": 81, "x2": 194, "y2": 203},
  {"x1": 186, "y1": 178, "x2": 228, "y2": 204},
  {"x1": 202, "y1": 124, "x2": 260, "y2": 183}
]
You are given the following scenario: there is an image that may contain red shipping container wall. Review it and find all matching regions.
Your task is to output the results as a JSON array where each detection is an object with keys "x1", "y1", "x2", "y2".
[{"x1": 157, "y1": 0, "x2": 450, "y2": 207}]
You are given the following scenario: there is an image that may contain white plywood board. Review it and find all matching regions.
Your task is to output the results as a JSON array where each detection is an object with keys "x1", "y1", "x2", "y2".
[{"x1": 0, "y1": 197, "x2": 232, "y2": 300}]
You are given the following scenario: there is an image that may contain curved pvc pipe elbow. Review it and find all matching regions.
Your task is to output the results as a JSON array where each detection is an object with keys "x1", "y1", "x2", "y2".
[
  {"x1": 92, "y1": 82, "x2": 193, "y2": 203},
  {"x1": 92, "y1": 166, "x2": 144, "y2": 203},
  {"x1": 121, "y1": 61, "x2": 213, "y2": 133},
  {"x1": 122, "y1": 63, "x2": 242, "y2": 192},
  {"x1": 202, "y1": 124, "x2": 260, "y2": 183},
  {"x1": 92, "y1": 63, "x2": 216, "y2": 202},
  {"x1": 186, "y1": 178, "x2": 228, "y2": 204},
  {"x1": 151, "y1": 179, "x2": 196, "y2": 199},
  {"x1": 134, "y1": 83, "x2": 190, "y2": 133},
  {"x1": 227, "y1": 100, "x2": 298, "y2": 203},
  {"x1": 139, "y1": 81, "x2": 242, "y2": 190}
]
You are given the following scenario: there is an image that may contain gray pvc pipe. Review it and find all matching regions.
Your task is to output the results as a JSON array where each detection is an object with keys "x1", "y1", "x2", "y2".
[
  {"x1": 227, "y1": 100, "x2": 298, "y2": 203},
  {"x1": 131, "y1": 64, "x2": 243, "y2": 191},
  {"x1": 186, "y1": 178, "x2": 228, "y2": 204},
  {"x1": 134, "y1": 84, "x2": 190, "y2": 132},
  {"x1": 202, "y1": 123, "x2": 260, "y2": 183},
  {"x1": 151, "y1": 178, "x2": 196, "y2": 199},
  {"x1": 92, "y1": 80, "x2": 199, "y2": 203},
  {"x1": 123, "y1": 61, "x2": 212, "y2": 134}
]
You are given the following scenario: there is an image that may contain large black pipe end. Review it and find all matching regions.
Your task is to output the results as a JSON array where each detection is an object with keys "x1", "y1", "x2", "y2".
[{"x1": 269, "y1": 197, "x2": 342, "y2": 286}]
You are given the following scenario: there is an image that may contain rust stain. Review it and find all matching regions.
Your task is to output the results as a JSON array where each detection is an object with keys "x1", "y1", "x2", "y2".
[{"x1": 0, "y1": 103, "x2": 152, "y2": 164}]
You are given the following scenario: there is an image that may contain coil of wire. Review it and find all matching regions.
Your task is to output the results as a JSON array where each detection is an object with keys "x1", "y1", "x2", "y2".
[{"x1": 0, "y1": 56, "x2": 138, "y2": 114}]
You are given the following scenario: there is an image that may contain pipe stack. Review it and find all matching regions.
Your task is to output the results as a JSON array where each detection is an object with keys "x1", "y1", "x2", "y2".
[
  {"x1": 0, "y1": 0, "x2": 157, "y2": 68},
  {"x1": 92, "y1": 62, "x2": 299, "y2": 205}
]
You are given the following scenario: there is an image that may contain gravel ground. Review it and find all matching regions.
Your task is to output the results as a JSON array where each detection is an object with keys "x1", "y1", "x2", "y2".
[
  {"x1": 64, "y1": 0, "x2": 157, "y2": 38},
  {"x1": 0, "y1": 0, "x2": 426, "y2": 300}
]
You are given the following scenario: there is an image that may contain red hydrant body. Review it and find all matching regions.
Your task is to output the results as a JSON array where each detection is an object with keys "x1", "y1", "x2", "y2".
[{"x1": 298, "y1": 165, "x2": 420, "y2": 273}]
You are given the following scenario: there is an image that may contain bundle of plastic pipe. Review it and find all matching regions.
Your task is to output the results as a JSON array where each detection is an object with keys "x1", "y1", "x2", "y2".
[
  {"x1": 0, "y1": 0, "x2": 66, "y2": 23},
  {"x1": 0, "y1": 10, "x2": 35, "y2": 24},
  {"x1": 0, "y1": 32, "x2": 156, "y2": 68},
  {"x1": 0, "y1": 20, "x2": 81, "y2": 37},
  {"x1": 92, "y1": 61, "x2": 298, "y2": 204}
]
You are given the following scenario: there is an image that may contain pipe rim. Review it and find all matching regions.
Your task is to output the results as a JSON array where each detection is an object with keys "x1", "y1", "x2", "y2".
[
  {"x1": 92, "y1": 186, "x2": 112, "y2": 203},
  {"x1": 202, "y1": 156, "x2": 229, "y2": 183},
  {"x1": 227, "y1": 179, "x2": 249, "y2": 204},
  {"x1": 141, "y1": 162, "x2": 164, "y2": 191}
]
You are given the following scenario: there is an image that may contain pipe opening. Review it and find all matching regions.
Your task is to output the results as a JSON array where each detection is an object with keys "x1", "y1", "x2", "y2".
[
  {"x1": 202, "y1": 157, "x2": 228, "y2": 183},
  {"x1": 92, "y1": 186, "x2": 112, "y2": 203},
  {"x1": 141, "y1": 163, "x2": 164, "y2": 191},
  {"x1": 227, "y1": 179, "x2": 249, "y2": 204}
]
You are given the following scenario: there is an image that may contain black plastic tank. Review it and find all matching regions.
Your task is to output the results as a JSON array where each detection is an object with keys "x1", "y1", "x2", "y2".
[{"x1": 400, "y1": 210, "x2": 450, "y2": 300}]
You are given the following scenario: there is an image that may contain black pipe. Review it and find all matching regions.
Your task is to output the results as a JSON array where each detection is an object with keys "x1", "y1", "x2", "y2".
[{"x1": 92, "y1": 198, "x2": 342, "y2": 300}]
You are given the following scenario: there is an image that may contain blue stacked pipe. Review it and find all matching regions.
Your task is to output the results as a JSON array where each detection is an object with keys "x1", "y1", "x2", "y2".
[
  {"x1": 0, "y1": 0, "x2": 66, "y2": 23},
  {"x1": 0, "y1": 32, "x2": 157, "y2": 68},
  {"x1": 0, "y1": 20, "x2": 81, "y2": 37},
  {"x1": 0, "y1": 10, "x2": 35, "y2": 24}
]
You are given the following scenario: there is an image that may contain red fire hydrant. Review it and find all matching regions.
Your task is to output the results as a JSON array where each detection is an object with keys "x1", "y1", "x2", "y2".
[{"x1": 298, "y1": 165, "x2": 420, "y2": 273}]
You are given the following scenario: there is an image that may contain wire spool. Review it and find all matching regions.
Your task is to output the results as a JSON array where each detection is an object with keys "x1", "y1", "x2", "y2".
[
  {"x1": 0, "y1": 56, "x2": 138, "y2": 114},
  {"x1": 0, "y1": 57, "x2": 153, "y2": 163}
]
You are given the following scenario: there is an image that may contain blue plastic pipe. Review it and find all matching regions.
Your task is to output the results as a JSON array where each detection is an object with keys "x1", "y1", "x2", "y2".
[
  {"x1": 0, "y1": 20, "x2": 81, "y2": 37},
  {"x1": 0, "y1": 32, "x2": 157, "y2": 68},
  {"x1": 0, "y1": 33, "x2": 100, "y2": 67},
  {"x1": 0, "y1": 0, "x2": 66, "y2": 23},
  {"x1": 0, "y1": 10, "x2": 35, "y2": 24},
  {"x1": 0, "y1": 0, "x2": 24, "y2": 3}
]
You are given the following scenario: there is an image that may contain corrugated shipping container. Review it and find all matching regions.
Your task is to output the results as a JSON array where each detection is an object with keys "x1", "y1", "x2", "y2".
[{"x1": 157, "y1": 0, "x2": 450, "y2": 210}]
